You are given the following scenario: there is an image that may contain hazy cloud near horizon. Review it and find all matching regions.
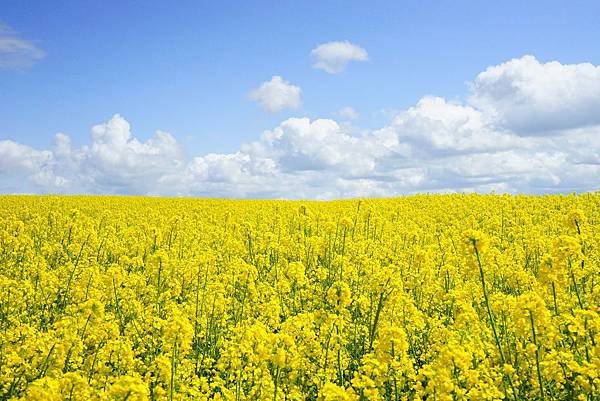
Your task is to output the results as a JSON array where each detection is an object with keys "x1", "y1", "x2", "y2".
[{"x1": 2, "y1": 55, "x2": 600, "y2": 198}]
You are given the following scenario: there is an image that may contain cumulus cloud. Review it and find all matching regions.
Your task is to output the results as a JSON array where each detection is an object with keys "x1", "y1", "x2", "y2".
[
  {"x1": 249, "y1": 76, "x2": 302, "y2": 112},
  {"x1": 0, "y1": 140, "x2": 62, "y2": 192},
  {"x1": 311, "y1": 41, "x2": 368, "y2": 74},
  {"x1": 390, "y1": 96, "x2": 524, "y2": 154},
  {"x1": 249, "y1": 118, "x2": 377, "y2": 174},
  {"x1": 469, "y1": 55, "x2": 600, "y2": 134},
  {"x1": 2, "y1": 55, "x2": 600, "y2": 198},
  {"x1": 1, "y1": 115, "x2": 185, "y2": 194},
  {"x1": 0, "y1": 23, "x2": 45, "y2": 70}
]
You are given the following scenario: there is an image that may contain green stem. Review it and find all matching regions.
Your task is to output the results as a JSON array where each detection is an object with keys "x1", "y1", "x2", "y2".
[
  {"x1": 473, "y1": 243, "x2": 518, "y2": 401},
  {"x1": 473, "y1": 244, "x2": 503, "y2": 362},
  {"x1": 169, "y1": 339, "x2": 178, "y2": 401},
  {"x1": 551, "y1": 282, "x2": 558, "y2": 316},
  {"x1": 273, "y1": 366, "x2": 280, "y2": 401},
  {"x1": 335, "y1": 325, "x2": 344, "y2": 386},
  {"x1": 529, "y1": 310, "x2": 545, "y2": 401}
]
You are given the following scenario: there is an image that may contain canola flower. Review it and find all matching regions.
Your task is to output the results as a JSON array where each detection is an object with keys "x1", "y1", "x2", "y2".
[{"x1": 0, "y1": 194, "x2": 599, "y2": 400}]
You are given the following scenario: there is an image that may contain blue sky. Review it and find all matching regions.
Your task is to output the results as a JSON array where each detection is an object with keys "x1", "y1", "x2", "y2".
[{"x1": 1, "y1": 1, "x2": 600, "y2": 197}]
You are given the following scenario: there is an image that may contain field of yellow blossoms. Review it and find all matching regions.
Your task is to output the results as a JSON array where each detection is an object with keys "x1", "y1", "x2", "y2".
[{"x1": 0, "y1": 195, "x2": 599, "y2": 401}]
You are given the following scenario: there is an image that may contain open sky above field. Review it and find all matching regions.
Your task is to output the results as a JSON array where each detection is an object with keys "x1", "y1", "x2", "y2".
[{"x1": 1, "y1": 0, "x2": 600, "y2": 198}]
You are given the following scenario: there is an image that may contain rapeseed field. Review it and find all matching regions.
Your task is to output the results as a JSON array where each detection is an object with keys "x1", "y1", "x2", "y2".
[{"x1": 0, "y1": 195, "x2": 598, "y2": 400}]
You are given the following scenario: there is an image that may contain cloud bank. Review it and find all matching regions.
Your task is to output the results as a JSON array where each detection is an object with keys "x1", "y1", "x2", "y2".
[{"x1": 2, "y1": 56, "x2": 600, "y2": 198}]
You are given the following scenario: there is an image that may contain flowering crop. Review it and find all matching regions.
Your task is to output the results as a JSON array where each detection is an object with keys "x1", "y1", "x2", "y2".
[{"x1": 0, "y1": 194, "x2": 599, "y2": 400}]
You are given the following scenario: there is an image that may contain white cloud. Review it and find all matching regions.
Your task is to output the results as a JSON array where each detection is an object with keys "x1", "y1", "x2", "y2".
[
  {"x1": 250, "y1": 117, "x2": 376, "y2": 175},
  {"x1": 82, "y1": 115, "x2": 184, "y2": 193},
  {"x1": 339, "y1": 106, "x2": 359, "y2": 120},
  {"x1": 0, "y1": 115, "x2": 185, "y2": 194},
  {"x1": 0, "y1": 140, "x2": 65, "y2": 192},
  {"x1": 2, "y1": 55, "x2": 600, "y2": 198},
  {"x1": 0, "y1": 23, "x2": 45, "y2": 70},
  {"x1": 311, "y1": 41, "x2": 368, "y2": 74},
  {"x1": 390, "y1": 96, "x2": 524, "y2": 153},
  {"x1": 249, "y1": 76, "x2": 302, "y2": 112},
  {"x1": 469, "y1": 55, "x2": 600, "y2": 134}
]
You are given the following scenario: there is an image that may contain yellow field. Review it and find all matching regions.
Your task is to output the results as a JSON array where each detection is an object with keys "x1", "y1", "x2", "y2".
[{"x1": 0, "y1": 195, "x2": 598, "y2": 401}]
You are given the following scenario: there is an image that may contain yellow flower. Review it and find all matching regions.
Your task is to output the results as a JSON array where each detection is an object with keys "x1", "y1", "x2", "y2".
[
  {"x1": 339, "y1": 217, "x2": 353, "y2": 230},
  {"x1": 327, "y1": 281, "x2": 351, "y2": 309},
  {"x1": 318, "y1": 382, "x2": 357, "y2": 401},
  {"x1": 565, "y1": 208, "x2": 586, "y2": 232},
  {"x1": 461, "y1": 229, "x2": 489, "y2": 255},
  {"x1": 108, "y1": 375, "x2": 149, "y2": 401}
]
